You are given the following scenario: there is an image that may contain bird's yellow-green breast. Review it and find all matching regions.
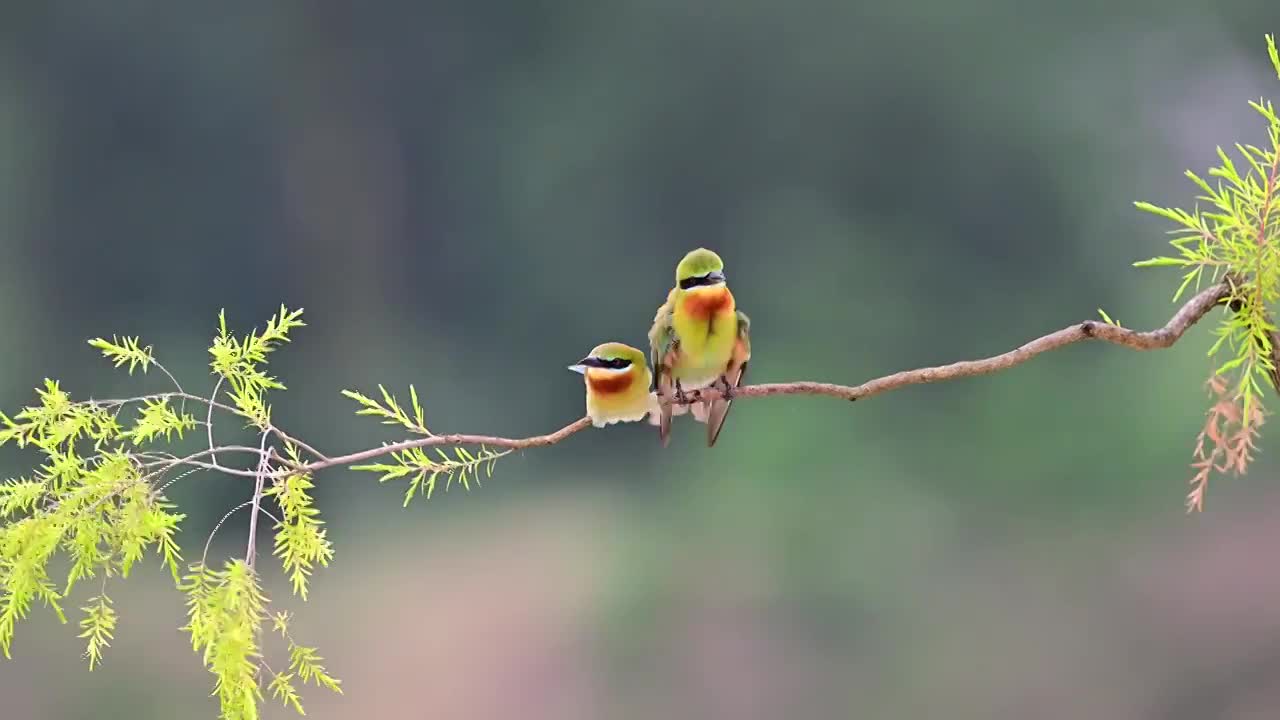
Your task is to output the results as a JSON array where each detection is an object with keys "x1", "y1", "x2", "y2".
[
  {"x1": 672, "y1": 286, "x2": 738, "y2": 383},
  {"x1": 567, "y1": 342, "x2": 657, "y2": 427}
]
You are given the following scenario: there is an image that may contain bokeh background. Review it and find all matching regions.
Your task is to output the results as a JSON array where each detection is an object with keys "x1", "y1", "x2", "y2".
[{"x1": 3, "y1": 3, "x2": 1280, "y2": 718}]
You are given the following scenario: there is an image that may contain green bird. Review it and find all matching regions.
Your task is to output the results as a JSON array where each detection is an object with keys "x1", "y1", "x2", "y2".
[
  {"x1": 566, "y1": 341, "x2": 659, "y2": 428},
  {"x1": 648, "y1": 248, "x2": 752, "y2": 447}
]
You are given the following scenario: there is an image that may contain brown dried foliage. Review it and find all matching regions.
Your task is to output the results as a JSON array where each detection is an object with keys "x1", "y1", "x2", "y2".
[{"x1": 1189, "y1": 375, "x2": 1267, "y2": 512}]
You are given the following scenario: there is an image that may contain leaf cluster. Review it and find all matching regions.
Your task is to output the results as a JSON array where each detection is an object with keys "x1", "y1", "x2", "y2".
[
  {"x1": 265, "y1": 448, "x2": 334, "y2": 600},
  {"x1": 1135, "y1": 34, "x2": 1280, "y2": 507},
  {"x1": 343, "y1": 384, "x2": 509, "y2": 505},
  {"x1": 182, "y1": 561, "x2": 340, "y2": 720},
  {"x1": 0, "y1": 307, "x2": 344, "y2": 720},
  {"x1": 341, "y1": 384, "x2": 430, "y2": 435},
  {"x1": 209, "y1": 305, "x2": 306, "y2": 427},
  {"x1": 0, "y1": 381, "x2": 187, "y2": 660},
  {"x1": 352, "y1": 443, "x2": 507, "y2": 507}
]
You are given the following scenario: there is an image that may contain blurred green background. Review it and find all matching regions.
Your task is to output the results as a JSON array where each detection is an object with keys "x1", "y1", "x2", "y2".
[{"x1": 3, "y1": 2, "x2": 1280, "y2": 718}]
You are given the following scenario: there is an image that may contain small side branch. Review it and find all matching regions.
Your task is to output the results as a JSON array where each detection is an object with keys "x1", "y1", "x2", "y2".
[
  {"x1": 206, "y1": 377, "x2": 223, "y2": 469},
  {"x1": 87, "y1": 391, "x2": 328, "y2": 463},
  {"x1": 301, "y1": 418, "x2": 595, "y2": 473},
  {"x1": 245, "y1": 432, "x2": 271, "y2": 570}
]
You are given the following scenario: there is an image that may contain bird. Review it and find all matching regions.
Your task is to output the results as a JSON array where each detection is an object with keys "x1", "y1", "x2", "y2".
[
  {"x1": 567, "y1": 342, "x2": 661, "y2": 428},
  {"x1": 648, "y1": 248, "x2": 752, "y2": 447}
]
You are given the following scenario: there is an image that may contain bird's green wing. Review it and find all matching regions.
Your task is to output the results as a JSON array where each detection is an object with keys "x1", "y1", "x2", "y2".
[
  {"x1": 648, "y1": 289, "x2": 679, "y2": 446},
  {"x1": 735, "y1": 309, "x2": 751, "y2": 351},
  {"x1": 648, "y1": 290, "x2": 678, "y2": 379}
]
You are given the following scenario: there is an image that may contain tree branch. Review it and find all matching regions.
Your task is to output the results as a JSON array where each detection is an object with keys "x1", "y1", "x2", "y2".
[
  {"x1": 292, "y1": 280, "x2": 1235, "y2": 473},
  {"x1": 300, "y1": 417, "x2": 596, "y2": 473},
  {"x1": 720, "y1": 278, "x2": 1235, "y2": 403}
]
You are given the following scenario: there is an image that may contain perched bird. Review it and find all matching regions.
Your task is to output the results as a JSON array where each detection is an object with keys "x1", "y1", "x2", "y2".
[
  {"x1": 649, "y1": 248, "x2": 752, "y2": 447},
  {"x1": 567, "y1": 342, "x2": 660, "y2": 428}
]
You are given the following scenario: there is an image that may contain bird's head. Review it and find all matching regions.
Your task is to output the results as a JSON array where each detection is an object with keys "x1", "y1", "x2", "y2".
[
  {"x1": 674, "y1": 248, "x2": 726, "y2": 291},
  {"x1": 567, "y1": 342, "x2": 648, "y2": 378}
]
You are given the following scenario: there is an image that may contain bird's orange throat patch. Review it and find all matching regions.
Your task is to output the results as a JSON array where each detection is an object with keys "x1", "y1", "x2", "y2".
[
  {"x1": 586, "y1": 369, "x2": 636, "y2": 394},
  {"x1": 680, "y1": 286, "x2": 734, "y2": 320}
]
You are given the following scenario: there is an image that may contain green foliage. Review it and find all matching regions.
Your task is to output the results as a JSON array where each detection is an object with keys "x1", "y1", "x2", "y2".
[
  {"x1": 121, "y1": 398, "x2": 197, "y2": 446},
  {"x1": 209, "y1": 305, "x2": 305, "y2": 428},
  {"x1": 1135, "y1": 35, "x2": 1280, "y2": 507},
  {"x1": 179, "y1": 545, "x2": 339, "y2": 719},
  {"x1": 343, "y1": 383, "x2": 510, "y2": 505},
  {"x1": 1271, "y1": 33, "x2": 1280, "y2": 81},
  {"x1": 0, "y1": 479, "x2": 45, "y2": 518},
  {"x1": 0, "y1": 308, "x2": 346, "y2": 719},
  {"x1": 267, "y1": 610, "x2": 343, "y2": 715},
  {"x1": 87, "y1": 335, "x2": 155, "y2": 375},
  {"x1": 351, "y1": 443, "x2": 507, "y2": 507},
  {"x1": 341, "y1": 384, "x2": 430, "y2": 434},
  {"x1": 0, "y1": 379, "x2": 119, "y2": 451},
  {"x1": 265, "y1": 449, "x2": 334, "y2": 600},
  {"x1": 115, "y1": 483, "x2": 185, "y2": 582},
  {"x1": 288, "y1": 642, "x2": 341, "y2": 693},
  {"x1": 181, "y1": 560, "x2": 267, "y2": 720},
  {"x1": 267, "y1": 670, "x2": 306, "y2": 716},
  {"x1": 177, "y1": 561, "x2": 340, "y2": 719},
  {"x1": 0, "y1": 370, "x2": 187, "y2": 659},
  {"x1": 1137, "y1": 35, "x2": 1280, "y2": 410},
  {"x1": 78, "y1": 593, "x2": 116, "y2": 671}
]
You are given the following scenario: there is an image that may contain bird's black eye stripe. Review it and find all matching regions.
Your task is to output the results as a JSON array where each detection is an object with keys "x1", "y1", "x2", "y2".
[
  {"x1": 580, "y1": 356, "x2": 632, "y2": 369},
  {"x1": 678, "y1": 272, "x2": 726, "y2": 290}
]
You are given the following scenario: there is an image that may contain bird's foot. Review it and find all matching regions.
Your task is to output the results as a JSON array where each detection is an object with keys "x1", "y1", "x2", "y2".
[
  {"x1": 716, "y1": 375, "x2": 736, "y2": 400},
  {"x1": 673, "y1": 380, "x2": 689, "y2": 405}
]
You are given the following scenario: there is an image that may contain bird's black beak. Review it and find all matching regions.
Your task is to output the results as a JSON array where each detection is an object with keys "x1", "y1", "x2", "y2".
[{"x1": 567, "y1": 356, "x2": 602, "y2": 374}]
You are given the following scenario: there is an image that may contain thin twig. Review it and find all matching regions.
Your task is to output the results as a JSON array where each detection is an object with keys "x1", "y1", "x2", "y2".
[
  {"x1": 206, "y1": 376, "x2": 223, "y2": 470},
  {"x1": 149, "y1": 458, "x2": 274, "y2": 478},
  {"x1": 42, "y1": 445, "x2": 270, "y2": 516},
  {"x1": 245, "y1": 432, "x2": 271, "y2": 570},
  {"x1": 152, "y1": 360, "x2": 187, "y2": 415},
  {"x1": 85, "y1": 391, "x2": 328, "y2": 462},
  {"x1": 302, "y1": 417, "x2": 595, "y2": 473},
  {"x1": 137, "y1": 446, "x2": 274, "y2": 478},
  {"x1": 201, "y1": 499, "x2": 282, "y2": 569},
  {"x1": 150, "y1": 465, "x2": 204, "y2": 501}
]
